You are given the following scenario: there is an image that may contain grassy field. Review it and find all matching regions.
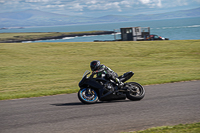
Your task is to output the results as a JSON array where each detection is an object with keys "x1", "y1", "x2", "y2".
[
  {"x1": 0, "y1": 40, "x2": 200, "y2": 100},
  {"x1": 125, "y1": 122, "x2": 200, "y2": 133}
]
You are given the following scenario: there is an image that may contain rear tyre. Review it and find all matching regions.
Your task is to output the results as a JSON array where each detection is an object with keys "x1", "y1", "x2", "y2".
[
  {"x1": 78, "y1": 88, "x2": 98, "y2": 104},
  {"x1": 126, "y1": 82, "x2": 145, "y2": 101}
]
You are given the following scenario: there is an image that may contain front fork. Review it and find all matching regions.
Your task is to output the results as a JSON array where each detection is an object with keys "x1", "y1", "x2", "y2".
[{"x1": 86, "y1": 88, "x2": 93, "y2": 95}]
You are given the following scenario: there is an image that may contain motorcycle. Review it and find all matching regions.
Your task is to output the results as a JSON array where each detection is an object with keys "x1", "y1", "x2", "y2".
[{"x1": 78, "y1": 70, "x2": 145, "y2": 104}]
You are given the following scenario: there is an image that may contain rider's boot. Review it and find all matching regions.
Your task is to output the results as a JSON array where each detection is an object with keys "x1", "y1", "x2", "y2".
[
  {"x1": 115, "y1": 78, "x2": 124, "y2": 89},
  {"x1": 112, "y1": 78, "x2": 124, "y2": 94}
]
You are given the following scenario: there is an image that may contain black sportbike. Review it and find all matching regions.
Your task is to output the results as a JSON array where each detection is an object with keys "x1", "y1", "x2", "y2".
[{"x1": 78, "y1": 70, "x2": 145, "y2": 104}]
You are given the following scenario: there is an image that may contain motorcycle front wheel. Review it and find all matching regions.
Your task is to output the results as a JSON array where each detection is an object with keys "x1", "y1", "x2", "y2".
[
  {"x1": 126, "y1": 82, "x2": 145, "y2": 101},
  {"x1": 78, "y1": 88, "x2": 98, "y2": 104}
]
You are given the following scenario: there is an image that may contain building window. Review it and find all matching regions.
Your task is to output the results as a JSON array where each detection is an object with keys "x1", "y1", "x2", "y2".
[
  {"x1": 135, "y1": 28, "x2": 140, "y2": 32},
  {"x1": 126, "y1": 29, "x2": 132, "y2": 33}
]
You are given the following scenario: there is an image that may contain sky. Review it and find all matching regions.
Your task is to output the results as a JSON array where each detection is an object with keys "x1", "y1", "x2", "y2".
[{"x1": 0, "y1": 0, "x2": 200, "y2": 17}]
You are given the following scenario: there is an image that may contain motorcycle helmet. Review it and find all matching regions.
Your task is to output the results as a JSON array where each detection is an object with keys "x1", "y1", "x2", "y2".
[{"x1": 90, "y1": 60, "x2": 100, "y2": 71}]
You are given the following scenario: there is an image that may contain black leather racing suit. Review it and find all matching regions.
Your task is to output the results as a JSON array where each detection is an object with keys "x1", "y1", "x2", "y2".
[{"x1": 93, "y1": 64, "x2": 120, "y2": 83}]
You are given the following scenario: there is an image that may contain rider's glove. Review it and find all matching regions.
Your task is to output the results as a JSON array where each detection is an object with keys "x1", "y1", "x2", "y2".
[{"x1": 92, "y1": 71, "x2": 98, "y2": 74}]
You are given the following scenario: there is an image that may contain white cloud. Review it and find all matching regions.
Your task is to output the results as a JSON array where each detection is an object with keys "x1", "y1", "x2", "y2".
[
  {"x1": 86, "y1": 0, "x2": 98, "y2": 5},
  {"x1": 157, "y1": 0, "x2": 162, "y2": 7},
  {"x1": 25, "y1": 0, "x2": 49, "y2": 2},
  {"x1": 69, "y1": 3, "x2": 84, "y2": 11},
  {"x1": 120, "y1": 0, "x2": 132, "y2": 7},
  {"x1": 105, "y1": 2, "x2": 122, "y2": 11},
  {"x1": 0, "y1": 0, "x2": 5, "y2": 3},
  {"x1": 140, "y1": 0, "x2": 150, "y2": 4},
  {"x1": 177, "y1": 0, "x2": 188, "y2": 6},
  {"x1": 139, "y1": 0, "x2": 162, "y2": 7},
  {"x1": 0, "y1": 0, "x2": 199, "y2": 16},
  {"x1": 85, "y1": 0, "x2": 162, "y2": 12},
  {"x1": 46, "y1": 4, "x2": 65, "y2": 8},
  {"x1": 85, "y1": 1, "x2": 128, "y2": 12},
  {"x1": 161, "y1": 0, "x2": 189, "y2": 7},
  {"x1": 3, "y1": 0, "x2": 20, "y2": 5}
]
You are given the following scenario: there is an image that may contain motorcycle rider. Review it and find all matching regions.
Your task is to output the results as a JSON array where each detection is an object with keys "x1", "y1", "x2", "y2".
[{"x1": 90, "y1": 60, "x2": 124, "y2": 91}]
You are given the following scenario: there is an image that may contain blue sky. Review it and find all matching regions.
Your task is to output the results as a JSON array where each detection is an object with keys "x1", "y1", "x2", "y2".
[{"x1": 0, "y1": 0, "x2": 200, "y2": 17}]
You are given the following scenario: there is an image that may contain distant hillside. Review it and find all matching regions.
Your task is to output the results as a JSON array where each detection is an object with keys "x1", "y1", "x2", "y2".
[
  {"x1": 95, "y1": 7, "x2": 200, "y2": 22},
  {"x1": 0, "y1": 7, "x2": 200, "y2": 28},
  {"x1": 0, "y1": 9, "x2": 93, "y2": 27}
]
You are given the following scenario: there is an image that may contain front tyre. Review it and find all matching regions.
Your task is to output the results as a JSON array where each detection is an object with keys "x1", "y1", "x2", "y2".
[
  {"x1": 78, "y1": 88, "x2": 98, "y2": 104},
  {"x1": 126, "y1": 82, "x2": 145, "y2": 101}
]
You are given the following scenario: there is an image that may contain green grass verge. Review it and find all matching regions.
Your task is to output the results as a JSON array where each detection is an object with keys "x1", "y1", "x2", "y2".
[
  {"x1": 0, "y1": 31, "x2": 109, "y2": 42},
  {"x1": 0, "y1": 40, "x2": 200, "y2": 100},
  {"x1": 126, "y1": 122, "x2": 200, "y2": 133}
]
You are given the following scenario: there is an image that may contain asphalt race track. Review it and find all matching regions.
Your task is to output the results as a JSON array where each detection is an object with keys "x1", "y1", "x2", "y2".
[{"x1": 0, "y1": 80, "x2": 200, "y2": 133}]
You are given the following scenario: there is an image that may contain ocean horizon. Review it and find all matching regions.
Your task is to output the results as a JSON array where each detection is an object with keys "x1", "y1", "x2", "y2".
[{"x1": 1, "y1": 17, "x2": 200, "y2": 42}]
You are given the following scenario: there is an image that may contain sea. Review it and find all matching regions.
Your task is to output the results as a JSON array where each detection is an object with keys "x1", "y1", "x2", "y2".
[{"x1": 0, "y1": 17, "x2": 200, "y2": 43}]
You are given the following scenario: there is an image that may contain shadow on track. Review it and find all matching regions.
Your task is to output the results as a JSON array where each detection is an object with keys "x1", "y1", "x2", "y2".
[
  {"x1": 51, "y1": 100, "x2": 132, "y2": 106},
  {"x1": 51, "y1": 102, "x2": 84, "y2": 106}
]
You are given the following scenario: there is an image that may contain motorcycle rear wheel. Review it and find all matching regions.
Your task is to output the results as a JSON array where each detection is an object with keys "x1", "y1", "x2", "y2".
[
  {"x1": 78, "y1": 88, "x2": 98, "y2": 104},
  {"x1": 126, "y1": 82, "x2": 145, "y2": 101}
]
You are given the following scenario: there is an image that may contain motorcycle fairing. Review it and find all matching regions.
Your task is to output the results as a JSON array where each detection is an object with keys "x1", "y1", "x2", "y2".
[
  {"x1": 118, "y1": 71, "x2": 134, "y2": 82},
  {"x1": 79, "y1": 77, "x2": 117, "y2": 101}
]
